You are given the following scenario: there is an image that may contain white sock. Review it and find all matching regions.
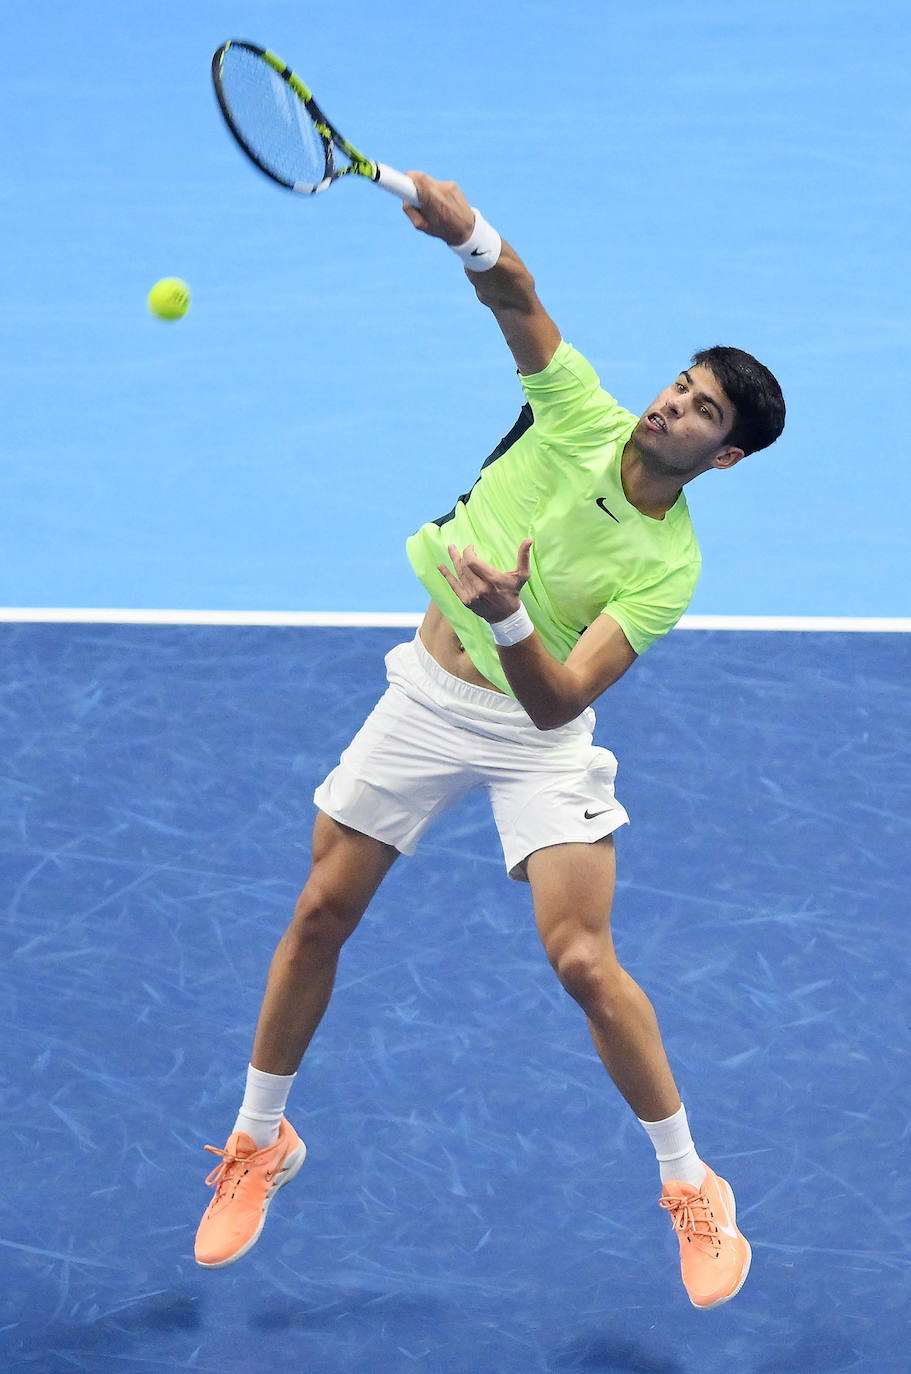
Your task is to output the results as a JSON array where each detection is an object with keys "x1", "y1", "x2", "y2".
[
  {"x1": 232, "y1": 1064, "x2": 297, "y2": 1149},
  {"x1": 638, "y1": 1102, "x2": 707, "y2": 1189}
]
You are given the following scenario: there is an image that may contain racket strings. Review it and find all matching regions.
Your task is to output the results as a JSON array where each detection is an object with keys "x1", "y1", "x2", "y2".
[{"x1": 218, "y1": 47, "x2": 331, "y2": 191}]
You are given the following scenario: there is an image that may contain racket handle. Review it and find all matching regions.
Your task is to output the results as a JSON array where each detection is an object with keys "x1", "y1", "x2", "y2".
[{"x1": 374, "y1": 162, "x2": 420, "y2": 206}]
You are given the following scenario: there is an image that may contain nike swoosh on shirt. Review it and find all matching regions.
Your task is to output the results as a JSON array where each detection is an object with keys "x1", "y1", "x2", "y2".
[
  {"x1": 584, "y1": 808, "x2": 612, "y2": 820},
  {"x1": 595, "y1": 498, "x2": 620, "y2": 522}
]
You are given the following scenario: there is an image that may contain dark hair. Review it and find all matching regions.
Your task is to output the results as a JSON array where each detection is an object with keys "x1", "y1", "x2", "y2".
[{"x1": 691, "y1": 345, "x2": 785, "y2": 456}]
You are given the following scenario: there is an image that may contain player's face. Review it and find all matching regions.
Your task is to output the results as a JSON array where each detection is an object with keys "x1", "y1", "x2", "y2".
[{"x1": 634, "y1": 364, "x2": 739, "y2": 475}]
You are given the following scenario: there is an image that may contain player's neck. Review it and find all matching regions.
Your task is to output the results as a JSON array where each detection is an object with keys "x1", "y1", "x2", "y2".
[{"x1": 621, "y1": 440, "x2": 687, "y2": 521}]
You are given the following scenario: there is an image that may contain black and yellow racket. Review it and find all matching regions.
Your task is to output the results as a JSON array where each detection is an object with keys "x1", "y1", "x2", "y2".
[{"x1": 211, "y1": 40, "x2": 419, "y2": 206}]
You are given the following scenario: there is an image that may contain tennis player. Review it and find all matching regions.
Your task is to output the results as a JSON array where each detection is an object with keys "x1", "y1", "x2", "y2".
[{"x1": 194, "y1": 171, "x2": 785, "y2": 1309}]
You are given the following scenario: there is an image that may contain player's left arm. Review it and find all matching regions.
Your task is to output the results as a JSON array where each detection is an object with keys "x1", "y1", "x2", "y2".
[
  {"x1": 499, "y1": 614, "x2": 638, "y2": 728},
  {"x1": 439, "y1": 543, "x2": 637, "y2": 729}
]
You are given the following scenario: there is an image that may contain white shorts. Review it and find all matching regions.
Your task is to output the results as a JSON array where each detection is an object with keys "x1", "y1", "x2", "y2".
[{"x1": 314, "y1": 634, "x2": 629, "y2": 881}]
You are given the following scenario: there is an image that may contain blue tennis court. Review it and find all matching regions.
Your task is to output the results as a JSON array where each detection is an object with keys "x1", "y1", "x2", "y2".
[
  {"x1": 2, "y1": 624, "x2": 908, "y2": 1371},
  {"x1": 2, "y1": 1, "x2": 909, "y2": 1371}
]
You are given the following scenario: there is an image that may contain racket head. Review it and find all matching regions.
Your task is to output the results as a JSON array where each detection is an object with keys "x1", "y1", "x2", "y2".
[{"x1": 212, "y1": 40, "x2": 353, "y2": 193}]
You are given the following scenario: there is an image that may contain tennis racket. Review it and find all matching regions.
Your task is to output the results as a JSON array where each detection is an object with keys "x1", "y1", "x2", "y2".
[{"x1": 211, "y1": 40, "x2": 419, "y2": 206}]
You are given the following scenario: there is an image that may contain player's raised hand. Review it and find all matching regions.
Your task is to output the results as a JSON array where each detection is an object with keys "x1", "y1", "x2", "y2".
[
  {"x1": 402, "y1": 172, "x2": 475, "y2": 245},
  {"x1": 438, "y1": 540, "x2": 534, "y2": 623}
]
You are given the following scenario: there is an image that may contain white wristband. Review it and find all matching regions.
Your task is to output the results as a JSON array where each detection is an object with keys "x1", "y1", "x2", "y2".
[
  {"x1": 490, "y1": 605, "x2": 534, "y2": 646},
  {"x1": 450, "y1": 209, "x2": 502, "y2": 272}
]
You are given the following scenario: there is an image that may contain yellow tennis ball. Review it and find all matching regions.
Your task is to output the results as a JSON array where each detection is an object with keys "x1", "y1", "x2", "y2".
[{"x1": 147, "y1": 277, "x2": 191, "y2": 320}]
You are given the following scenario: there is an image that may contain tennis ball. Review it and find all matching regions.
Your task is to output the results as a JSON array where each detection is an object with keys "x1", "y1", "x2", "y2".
[{"x1": 147, "y1": 277, "x2": 191, "y2": 320}]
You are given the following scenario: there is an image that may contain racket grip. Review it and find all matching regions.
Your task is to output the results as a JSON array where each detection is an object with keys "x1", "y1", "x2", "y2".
[{"x1": 374, "y1": 163, "x2": 420, "y2": 206}]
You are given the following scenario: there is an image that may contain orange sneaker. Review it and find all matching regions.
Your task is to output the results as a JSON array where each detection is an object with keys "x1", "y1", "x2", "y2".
[
  {"x1": 659, "y1": 1168, "x2": 751, "y2": 1309},
  {"x1": 194, "y1": 1117, "x2": 307, "y2": 1268}
]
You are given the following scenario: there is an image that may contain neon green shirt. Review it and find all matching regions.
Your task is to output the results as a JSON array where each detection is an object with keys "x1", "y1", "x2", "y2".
[{"x1": 406, "y1": 340, "x2": 702, "y2": 696}]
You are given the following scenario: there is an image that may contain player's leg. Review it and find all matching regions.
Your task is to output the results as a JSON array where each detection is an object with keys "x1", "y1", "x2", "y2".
[
  {"x1": 526, "y1": 836, "x2": 680, "y2": 1122},
  {"x1": 194, "y1": 812, "x2": 398, "y2": 1269},
  {"x1": 527, "y1": 837, "x2": 751, "y2": 1309},
  {"x1": 250, "y1": 811, "x2": 400, "y2": 1077},
  {"x1": 194, "y1": 635, "x2": 483, "y2": 1269}
]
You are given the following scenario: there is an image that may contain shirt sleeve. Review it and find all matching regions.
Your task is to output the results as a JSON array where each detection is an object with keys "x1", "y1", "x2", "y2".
[
  {"x1": 600, "y1": 557, "x2": 702, "y2": 655},
  {"x1": 520, "y1": 340, "x2": 636, "y2": 440}
]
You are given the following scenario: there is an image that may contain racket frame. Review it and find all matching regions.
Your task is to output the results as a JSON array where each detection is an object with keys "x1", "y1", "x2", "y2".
[{"x1": 211, "y1": 40, "x2": 417, "y2": 203}]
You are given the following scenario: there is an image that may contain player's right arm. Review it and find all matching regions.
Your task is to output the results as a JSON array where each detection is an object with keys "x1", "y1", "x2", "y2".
[{"x1": 404, "y1": 172, "x2": 561, "y2": 376}]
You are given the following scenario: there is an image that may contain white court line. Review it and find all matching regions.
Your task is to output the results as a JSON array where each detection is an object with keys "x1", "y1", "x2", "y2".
[
  {"x1": 0, "y1": 608, "x2": 425, "y2": 627},
  {"x1": 678, "y1": 615, "x2": 911, "y2": 632},
  {"x1": 0, "y1": 608, "x2": 909, "y2": 631}
]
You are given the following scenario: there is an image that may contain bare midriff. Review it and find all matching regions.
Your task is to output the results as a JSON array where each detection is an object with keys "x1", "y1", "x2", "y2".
[{"x1": 418, "y1": 602, "x2": 505, "y2": 693}]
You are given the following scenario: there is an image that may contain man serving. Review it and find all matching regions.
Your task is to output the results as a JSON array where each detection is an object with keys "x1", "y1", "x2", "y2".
[{"x1": 194, "y1": 171, "x2": 785, "y2": 1311}]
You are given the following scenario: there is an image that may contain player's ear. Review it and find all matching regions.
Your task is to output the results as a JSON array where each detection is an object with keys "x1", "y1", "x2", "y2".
[{"x1": 712, "y1": 446, "x2": 745, "y2": 471}]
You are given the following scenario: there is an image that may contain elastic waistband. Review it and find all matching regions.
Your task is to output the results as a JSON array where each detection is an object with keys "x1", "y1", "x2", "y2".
[
  {"x1": 411, "y1": 632, "x2": 528, "y2": 715},
  {"x1": 406, "y1": 632, "x2": 596, "y2": 742}
]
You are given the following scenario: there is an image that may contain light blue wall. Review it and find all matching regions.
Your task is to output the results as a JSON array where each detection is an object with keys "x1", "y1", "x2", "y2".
[{"x1": 3, "y1": 0, "x2": 908, "y2": 615}]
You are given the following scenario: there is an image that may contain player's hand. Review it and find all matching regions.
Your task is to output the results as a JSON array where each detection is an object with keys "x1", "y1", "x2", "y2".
[
  {"x1": 402, "y1": 172, "x2": 475, "y2": 246},
  {"x1": 438, "y1": 540, "x2": 534, "y2": 622}
]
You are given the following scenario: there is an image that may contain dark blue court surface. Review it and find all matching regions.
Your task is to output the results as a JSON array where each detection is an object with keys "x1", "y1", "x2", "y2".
[{"x1": 1, "y1": 624, "x2": 908, "y2": 1373}]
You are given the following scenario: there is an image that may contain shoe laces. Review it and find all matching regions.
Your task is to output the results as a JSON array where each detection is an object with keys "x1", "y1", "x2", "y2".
[
  {"x1": 203, "y1": 1142, "x2": 262, "y2": 1201},
  {"x1": 660, "y1": 1188, "x2": 721, "y2": 1254}
]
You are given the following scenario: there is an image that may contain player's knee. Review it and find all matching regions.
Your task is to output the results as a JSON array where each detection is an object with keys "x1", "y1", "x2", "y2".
[
  {"x1": 549, "y1": 934, "x2": 622, "y2": 1011},
  {"x1": 287, "y1": 878, "x2": 362, "y2": 955}
]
